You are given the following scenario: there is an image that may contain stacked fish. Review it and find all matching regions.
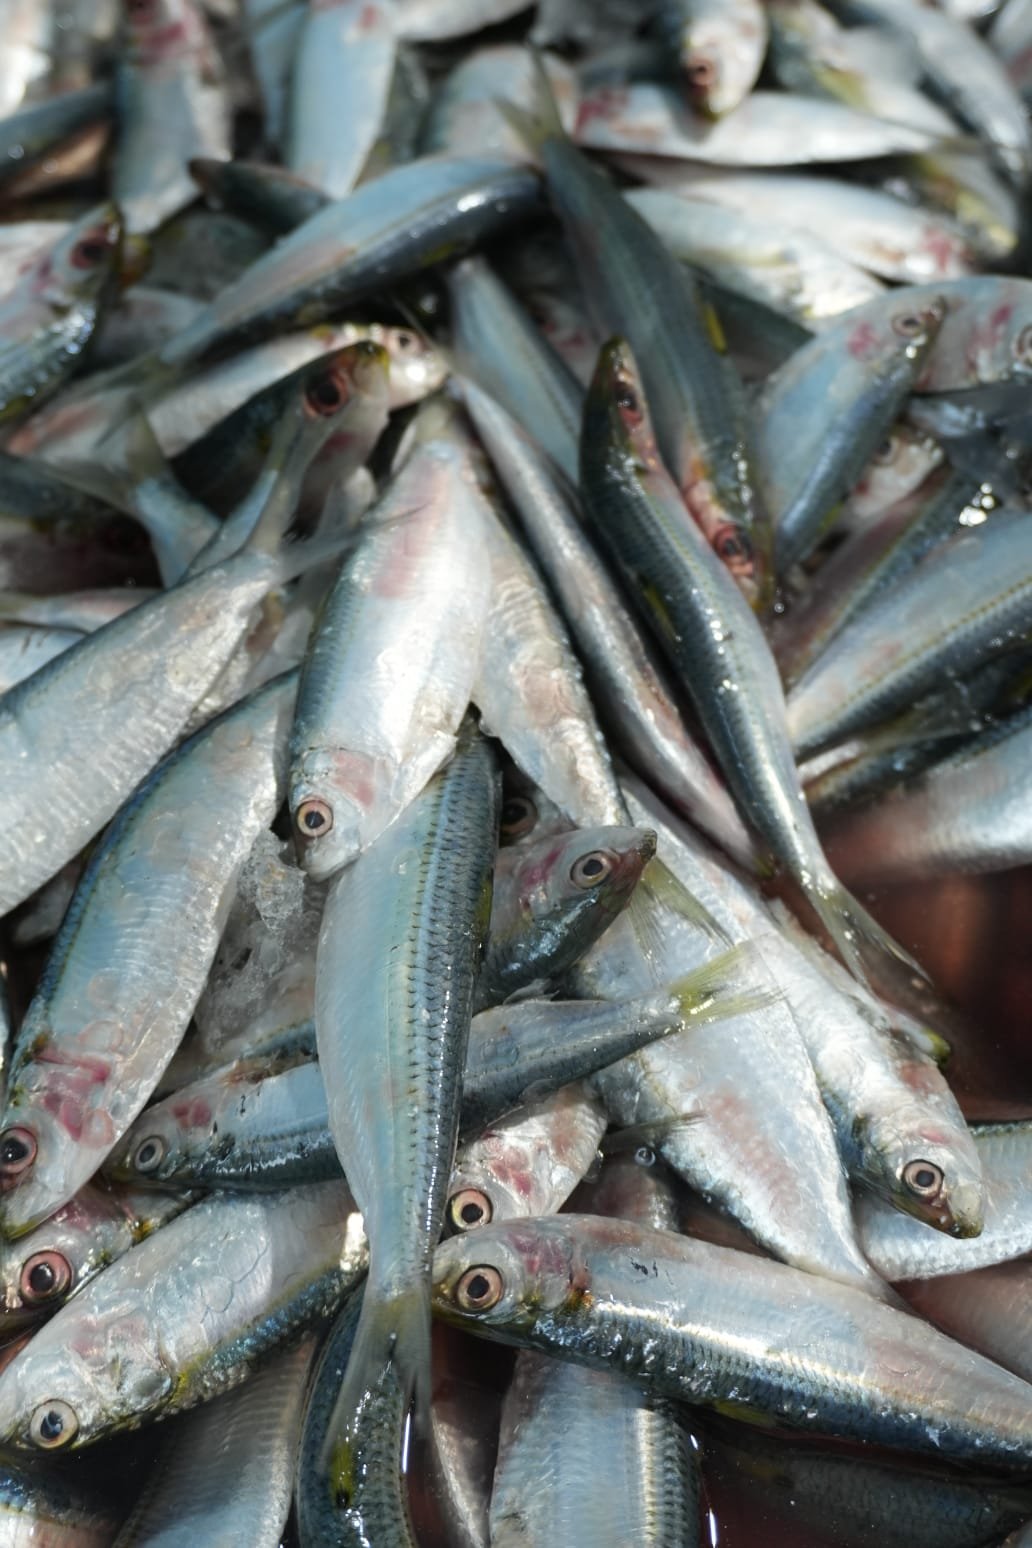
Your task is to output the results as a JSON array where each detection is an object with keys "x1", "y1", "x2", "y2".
[{"x1": 0, "y1": 0, "x2": 1030, "y2": 1543}]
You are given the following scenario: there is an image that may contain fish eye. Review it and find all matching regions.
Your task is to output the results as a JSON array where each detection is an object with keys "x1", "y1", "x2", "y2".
[
  {"x1": 1014, "y1": 324, "x2": 1032, "y2": 364},
  {"x1": 570, "y1": 851, "x2": 614, "y2": 889},
  {"x1": 712, "y1": 524, "x2": 751, "y2": 565},
  {"x1": 448, "y1": 1188, "x2": 493, "y2": 1233},
  {"x1": 0, "y1": 1129, "x2": 37, "y2": 1177},
  {"x1": 902, "y1": 1158, "x2": 944, "y2": 1198},
  {"x1": 394, "y1": 331, "x2": 414, "y2": 351},
  {"x1": 133, "y1": 1135, "x2": 167, "y2": 1174},
  {"x1": 499, "y1": 795, "x2": 536, "y2": 840},
  {"x1": 70, "y1": 230, "x2": 111, "y2": 270},
  {"x1": 871, "y1": 436, "x2": 897, "y2": 465},
  {"x1": 684, "y1": 56, "x2": 717, "y2": 88},
  {"x1": 635, "y1": 1145, "x2": 656, "y2": 1167},
  {"x1": 304, "y1": 371, "x2": 349, "y2": 418},
  {"x1": 29, "y1": 1399, "x2": 78, "y2": 1449},
  {"x1": 455, "y1": 1265, "x2": 503, "y2": 1312},
  {"x1": 891, "y1": 310, "x2": 926, "y2": 338},
  {"x1": 295, "y1": 798, "x2": 334, "y2": 837},
  {"x1": 19, "y1": 1252, "x2": 72, "y2": 1306}
]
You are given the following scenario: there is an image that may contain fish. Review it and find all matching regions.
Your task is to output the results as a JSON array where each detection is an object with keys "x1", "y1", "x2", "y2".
[
  {"x1": 581, "y1": 335, "x2": 923, "y2": 990},
  {"x1": 432, "y1": 1213, "x2": 1032, "y2": 1471},
  {"x1": 286, "y1": 0, "x2": 395, "y2": 200},
  {"x1": 653, "y1": 0, "x2": 767, "y2": 118},
  {"x1": 0, "y1": 673, "x2": 297, "y2": 1236},
  {"x1": 314, "y1": 720, "x2": 498, "y2": 1481}
]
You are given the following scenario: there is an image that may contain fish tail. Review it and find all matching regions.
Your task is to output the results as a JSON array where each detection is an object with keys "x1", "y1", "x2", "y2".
[
  {"x1": 810, "y1": 879, "x2": 929, "y2": 994},
  {"x1": 321, "y1": 1281, "x2": 432, "y2": 1492},
  {"x1": 669, "y1": 940, "x2": 782, "y2": 1026},
  {"x1": 638, "y1": 858, "x2": 730, "y2": 950}
]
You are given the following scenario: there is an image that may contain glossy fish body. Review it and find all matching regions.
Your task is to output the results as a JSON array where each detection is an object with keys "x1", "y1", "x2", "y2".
[
  {"x1": 459, "y1": 379, "x2": 754, "y2": 867},
  {"x1": 0, "y1": 624, "x2": 86, "y2": 696},
  {"x1": 0, "y1": 1454, "x2": 117, "y2": 1545},
  {"x1": 903, "y1": 1259, "x2": 1032, "y2": 1388},
  {"x1": 114, "y1": 0, "x2": 231, "y2": 235},
  {"x1": 157, "y1": 155, "x2": 543, "y2": 369},
  {"x1": 574, "y1": 85, "x2": 947, "y2": 165},
  {"x1": 0, "y1": 82, "x2": 112, "y2": 183},
  {"x1": 0, "y1": 1184, "x2": 192, "y2": 1328},
  {"x1": 626, "y1": 186, "x2": 885, "y2": 328},
  {"x1": 112, "y1": 1339, "x2": 315, "y2": 1548},
  {"x1": 286, "y1": 0, "x2": 394, "y2": 199},
  {"x1": 787, "y1": 510, "x2": 1032, "y2": 758},
  {"x1": 424, "y1": 44, "x2": 578, "y2": 161},
  {"x1": 314, "y1": 722, "x2": 498, "y2": 1466},
  {"x1": 756, "y1": 293, "x2": 944, "y2": 573},
  {"x1": 530, "y1": 102, "x2": 771, "y2": 601},
  {"x1": 581, "y1": 338, "x2": 917, "y2": 988},
  {"x1": 446, "y1": 256, "x2": 584, "y2": 486},
  {"x1": 0, "y1": 673, "x2": 297, "y2": 1236},
  {"x1": 433, "y1": 1214, "x2": 1032, "y2": 1471},
  {"x1": 289, "y1": 438, "x2": 491, "y2": 878},
  {"x1": 0, "y1": 1181, "x2": 366, "y2": 1449},
  {"x1": 823, "y1": 704, "x2": 1032, "y2": 884}
]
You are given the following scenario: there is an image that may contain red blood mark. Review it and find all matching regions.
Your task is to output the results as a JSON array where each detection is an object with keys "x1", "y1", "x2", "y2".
[
  {"x1": 846, "y1": 320, "x2": 880, "y2": 361},
  {"x1": 35, "y1": 1046, "x2": 111, "y2": 1083},
  {"x1": 328, "y1": 748, "x2": 378, "y2": 811},
  {"x1": 515, "y1": 844, "x2": 564, "y2": 896},
  {"x1": 921, "y1": 225, "x2": 965, "y2": 276},
  {"x1": 990, "y1": 302, "x2": 1014, "y2": 332},
  {"x1": 170, "y1": 1098, "x2": 213, "y2": 1129},
  {"x1": 574, "y1": 88, "x2": 627, "y2": 137},
  {"x1": 35, "y1": 1046, "x2": 113, "y2": 1141},
  {"x1": 359, "y1": 3, "x2": 380, "y2": 28},
  {"x1": 370, "y1": 511, "x2": 437, "y2": 599}
]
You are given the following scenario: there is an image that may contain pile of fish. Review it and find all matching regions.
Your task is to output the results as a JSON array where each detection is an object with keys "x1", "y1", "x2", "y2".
[{"x1": 0, "y1": 0, "x2": 1031, "y2": 1543}]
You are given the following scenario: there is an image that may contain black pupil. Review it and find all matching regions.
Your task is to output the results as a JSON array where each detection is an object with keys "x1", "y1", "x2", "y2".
[
  {"x1": 1, "y1": 1136, "x2": 28, "y2": 1165},
  {"x1": 397, "y1": 333, "x2": 412, "y2": 349},
  {"x1": 466, "y1": 1274, "x2": 490, "y2": 1302},
  {"x1": 76, "y1": 240, "x2": 104, "y2": 263},
  {"x1": 303, "y1": 808, "x2": 326, "y2": 831},
  {"x1": 138, "y1": 1143, "x2": 157, "y2": 1166},
  {"x1": 460, "y1": 1201, "x2": 483, "y2": 1225},
  {"x1": 501, "y1": 800, "x2": 529, "y2": 829},
  {"x1": 914, "y1": 1168, "x2": 936, "y2": 1189},
  {"x1": 580, "y1": 855, "x2": 606, "y2": 879},
  {"x1": 310, "y1": 380, "x2": 341, "y2": 409},
  {"x1": 28, "y1": 1262, "x2": 55, "y2": 1294},
  {"x1": 39, "y1": 1411, "x2": 63, "y2": 1441},
  {"x1": 616, "y1": 387, "x2": 638, "y2": 413},
  {"x1": 718, "y1": 534, "x2": 746, "y2": 560}
]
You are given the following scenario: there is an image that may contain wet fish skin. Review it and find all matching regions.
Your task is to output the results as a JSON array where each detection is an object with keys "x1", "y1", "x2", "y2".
[
  {"x1": 508, "y1": 73, "x2": 772, "y2": 603},
  {"x1": 314, "y1": 721, "x2": 498, "y2": 1483},
  {"x1": 289, "y1": 436, "x2": 491, "y2": 879},
  {"x1": 580, "y1": 336, "x2": 920, "y2": 989},
  {"x1": 114, "y1": 0, "x2": 232, "y2": 236},
  {"x1": 0, "y1": 1181, "x2": 365, "y2": 1450},
  {"x1": 0, "y1": 1452, "x2": 118, "y2": 1545},
  {"x1": 0, "y1": 82, "x2": 112, "y2": 182},
  {"x1": 154, "y1": 155, "x2": 543, "y2": 372},
  {"x1": 478, "y1": 825, "x2": 656, "y2": 1010},
  {"x1": 432, "y1": 1214, "x2": 1032, "y2": 1471},
  {"x1": 286, "y1": 0, "x2": 395, "y2": 200},
  {"x1": 190, "y1": 155, "x2": 329, "y2": 235},
  {"x1": 0, "y1": 1184, "x2": 192, "y2": 1328},
  {"x1": 0, "y1": 204, "x2": 121, "y2": 426},
  {"x1": 459, "y1": 378, "x2": 755, "y2": 868},
  {"x1": 0, "y1": 673, "x2": 297, "y2": 1237}
]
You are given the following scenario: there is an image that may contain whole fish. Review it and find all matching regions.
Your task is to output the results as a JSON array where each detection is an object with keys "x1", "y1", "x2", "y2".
[
  {"x1": 0, "y1": 673, "x2": 297, "y2": 1237},
  {"x1": 0, "y1": 1182, "x2": 365, "y2": 1449},
  {"x1": 581, "y1": 336, "x2": 921, "y2": 989},
  {"x1": 289, "y1": 434, "x2": 491, "y2": 878},
  {"x1": 433, "y1": 1214, "x2": 1032, "y2": 1471},
  {"x1": 653, "y1": 0, "x2": 767, "y2": 118},
  {"x1": 314, "y1": 721, "x2": 497, "y2": 1484}
]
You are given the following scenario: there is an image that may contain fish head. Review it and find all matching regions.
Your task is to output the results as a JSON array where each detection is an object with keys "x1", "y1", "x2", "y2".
[
  {"x1": 0, "y1": 1299, "x2": 174, "y2": 1452},
  {"x1": 45, "y1": 204, "x2": 121, "y2": 311},
  {"x1": 373, "y1": 325, "x2": 448, "y2": 409},
  {"x1": 0, "y1": 1185, "x2": 124, "y2": 1325},
  {"x1": 872, "y1": 1120, "x2": 986, "y2": 1238},
  {"x1": 103, "y1": 1089, "x2": 214, "y2": 1187},
  {"x1": 677, "y1": 15, "x2": 762, "y2": 119},
  {"x1": 0, "y1": 1090, "x2": 116, "y2": 1242},
  {"x1": 268, "y1": 341, "x2": 392, "y2": 478},
  {"x1": 289, "y1": 747, "x2": 378, "y2": 879},
  {"x1": 433, "y1": 1216, "x2": 588, "y2": 1338},
  {"x1": 588, "y1": 337, "x2": 663, "y2": 479}
]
